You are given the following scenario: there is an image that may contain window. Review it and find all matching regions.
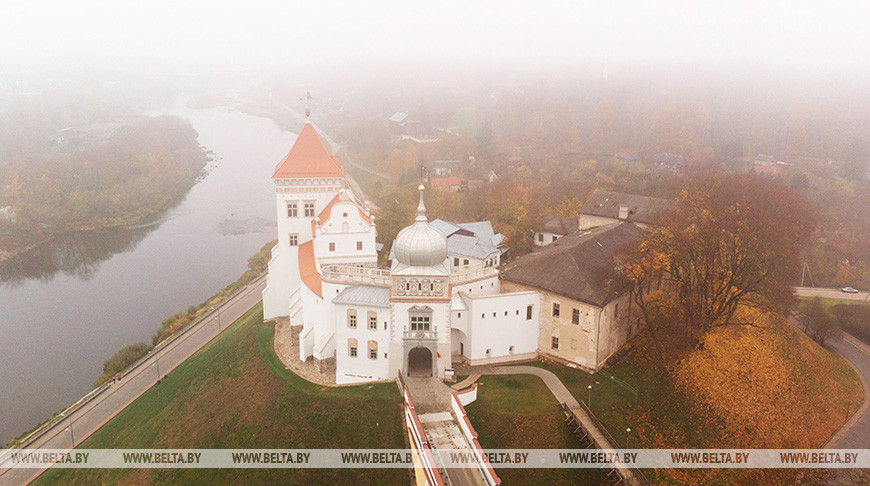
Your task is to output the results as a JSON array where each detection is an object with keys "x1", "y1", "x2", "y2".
[
  {"x1": 552, "y1": 235, "x2": 558, "y2": 242},
  {"x1": 348, "y1": 338, "x2": 358, "y2": 357},
  {"x1": 457, "y1": 312, "x2": 462, "y2": 318},
  {"x1": 551, "y1": 336, "x2": 559, "y2": 349},
  {"x1": 368, "y1": 340, "x2": 378, "y2": 359},
  {"x1": 553, "y1": 303, "x2": 560, "y2": 317},
  {"x1": 572, "y1": 308, "x2": 580, "y2": 325},
  {"x1": 304, "y1": 201, "x2": 315, "y2": 217},
  {"x1": 493, "y1": 312, "x2": 496, "y2": 317},
  {"x1": 410, "y1": 315, "x2": 430, "y2": 331},
  {"x1": 504, "y1": 311, "x2": 508, "y2": 316},
  {"x1": 350, "y1": 347, "x2": 357, "y2": 357},
  {"x1": 454, "y1": 257, "x2": 460, "y2": 266},
  {"x1": 463, "y1": 259, "x2": 469, "y2": 266},
  {"x1": 537, "y1": 233, "x2": 544, "y2": 242},
  {"x1": 348, "y1": 310, "x2": 357, "y2": 329},
  {"x1": 329, "y1": 242, "x2": 335, "y2": 252},
  {"x1": 526, "y1": 305, "x2": 533, "y2": 320},
  {"x1": 481, "y1": 313, "x2": 485, "y2": 319},
  {"x1": 368, "y1": 313, "x2": 377, "y2": 330},
  {"x1": 287, "y1": 201, "x2": 298, "y2": 217},
  {"x1": 288, "y1": 234, "x2": 298, "y2": 246},
  {"x1": 509, "y1": 345, "x2": 514, "y2": 354},
  {"x1": 356, "y1": 241, "x2": 363, "y2": 251},
  {"x1": 486, "y1": 349, "x2": 491, "y2": 357}
]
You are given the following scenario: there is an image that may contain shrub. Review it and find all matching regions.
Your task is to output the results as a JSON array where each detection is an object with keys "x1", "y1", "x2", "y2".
[
  {"x1": 830, "y1": 304, "x2": 870, "y2": 345},
  {"x1": 93, "y1": 342, "x2": 153, "y2": 387}
]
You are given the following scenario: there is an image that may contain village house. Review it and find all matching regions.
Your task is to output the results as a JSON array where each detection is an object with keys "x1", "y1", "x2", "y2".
[
  {"x1": 431, "y1": 176, "x2": 462, "y2": 192},
  {"x1": 534, "y1": 214, "x2": 578, "y2": 246},
  {"x1": 577, "y1": 190, "x2": 673, "y2": 230},
  {"x1": 502, "y1": 222, "x2": 646, "y2": 370}
]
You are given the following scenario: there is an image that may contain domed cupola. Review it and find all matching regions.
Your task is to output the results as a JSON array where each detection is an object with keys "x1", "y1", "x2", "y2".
[{"x1": 393, "y1": 185, "x2": 448, "y2": 267}]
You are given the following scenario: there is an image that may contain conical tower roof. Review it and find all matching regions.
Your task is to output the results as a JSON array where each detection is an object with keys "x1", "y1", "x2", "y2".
[{"x1": 272, "y1": 123, "x2": 344, "y2": 178}]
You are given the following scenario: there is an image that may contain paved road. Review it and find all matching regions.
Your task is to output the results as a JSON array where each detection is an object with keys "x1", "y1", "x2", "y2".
[
  {"x1": 795, "y1": 287, "x2": 870, "y2": 302},
  {"x1": 826, "y1": 333, "x2": 870, "y2": 449},
  {"x1": 0, "y1": 275, "x2": 267, "y2": 486}
]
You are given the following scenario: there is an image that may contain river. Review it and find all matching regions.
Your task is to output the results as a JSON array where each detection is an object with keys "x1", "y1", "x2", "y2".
[{"x1": 0, "y1": 100, "x2": 294, "y2": 444}]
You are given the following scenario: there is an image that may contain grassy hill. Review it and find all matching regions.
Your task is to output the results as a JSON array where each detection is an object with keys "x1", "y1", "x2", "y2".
[
  {"x1": 469, "y1": 306, "x2": 863, "y2": 485},
  {"x1": 36, "y1": 304, "x2": 406, "y2": 485},
  {"x1": 464, "y1": 374, "x2": 600, "y2": 485}
]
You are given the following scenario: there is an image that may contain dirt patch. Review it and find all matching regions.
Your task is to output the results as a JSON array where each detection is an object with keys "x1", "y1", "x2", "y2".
[{"x1": 273, "y1": 318, "x2": 337, "y2": 386}]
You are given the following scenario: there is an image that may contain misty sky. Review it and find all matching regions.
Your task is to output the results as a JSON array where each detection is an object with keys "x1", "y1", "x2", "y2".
[{"x1": 1, "y1": 1, "x2": 868, "y2": 75}]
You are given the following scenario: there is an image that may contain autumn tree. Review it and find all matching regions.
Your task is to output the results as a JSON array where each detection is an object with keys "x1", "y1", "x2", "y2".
[
  {"x1": 797, "y1": 298, "x2": 841, "y2": 345},
  {"x1": 621, "y1": 174, "x2": 817, "y2": 349}
]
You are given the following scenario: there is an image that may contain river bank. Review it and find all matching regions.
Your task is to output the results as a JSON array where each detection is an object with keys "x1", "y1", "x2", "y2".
[
  {"x1": 0, "y1": 116, "x2": 209, "y2": 267},
  {"x1": 0, "y1": 100, "x2": 294, "y2": 445}
]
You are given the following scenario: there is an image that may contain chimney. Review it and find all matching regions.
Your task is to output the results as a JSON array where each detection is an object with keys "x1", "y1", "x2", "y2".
[{"x1": 618, "y1": 206, "x2": 630, "y2": 220}]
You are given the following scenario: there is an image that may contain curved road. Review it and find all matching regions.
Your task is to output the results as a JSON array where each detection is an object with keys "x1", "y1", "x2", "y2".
[{"x1": 826, "y1": 333, "x2": 870, "y2": 448}]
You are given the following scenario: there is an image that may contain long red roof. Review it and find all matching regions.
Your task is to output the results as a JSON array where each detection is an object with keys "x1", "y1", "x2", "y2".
[
  {"x1": 272, "y1": 123, "x2": 344, "y2": 178},
  {"x1": 298, "y1": 240, "x2": 322, "y2": 298}
]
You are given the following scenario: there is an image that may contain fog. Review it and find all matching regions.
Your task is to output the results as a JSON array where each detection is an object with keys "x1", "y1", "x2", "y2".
[{"x1": 2, "y1": 1, "x2": 868, "y2": 77}]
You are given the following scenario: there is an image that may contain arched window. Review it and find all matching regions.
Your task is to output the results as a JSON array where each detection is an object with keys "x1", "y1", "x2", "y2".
[{"x1": 347, "y1": 309, "x2": 357, "y2": 329}]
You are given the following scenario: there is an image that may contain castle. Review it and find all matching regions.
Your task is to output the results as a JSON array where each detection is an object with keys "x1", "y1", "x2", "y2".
[{"x1": 263, "y1": 123, "x2": 643, "y2": 384}]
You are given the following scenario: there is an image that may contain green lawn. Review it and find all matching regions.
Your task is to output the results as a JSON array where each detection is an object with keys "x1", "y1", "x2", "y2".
[
  {"x1": 464, "y1": 374, "x2": 602, "y2": 485},
  {"x1": 799, "y1": 295, "x2": 870, "y2": 312},
  {"x1": 36, "y1": 304, "x2": 406, "y2": 485}
]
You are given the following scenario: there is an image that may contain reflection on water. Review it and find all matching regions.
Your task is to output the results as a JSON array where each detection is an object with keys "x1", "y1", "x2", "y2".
[
  {"x1": 0, "y1": 225, "x2": 157, "y2": 287},
  {"x1": 0, "y1": 101, "x2": 294, "y2": 445}
]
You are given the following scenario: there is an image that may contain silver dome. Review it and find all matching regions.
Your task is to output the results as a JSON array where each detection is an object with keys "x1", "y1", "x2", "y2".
[{"x1": 393, "y1": 186, "x2": 448, "y2": 267}]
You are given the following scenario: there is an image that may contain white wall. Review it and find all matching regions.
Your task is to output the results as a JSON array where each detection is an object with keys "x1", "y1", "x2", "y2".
[
  {"x1": 534, "y1": 231, "x2": 565, "y2": 246},
  {"x1": 450, "y1": 274, "x2": 500, "y2": 297},
  {"x1": 334, "y1": 302, "x2": 391, "y2": 384},
  {"x1": 314, "y1": 199, "x2": 378, "y2": 266},
  {"x1": 462, "y1": 291, "x2": 540, "y2": 363},
  {"x1": 263, "y1": 244, "x2": 297, "y2": 320},
  {"x1": 577, "y1": 214, "x2": 618, "y2": 230}
]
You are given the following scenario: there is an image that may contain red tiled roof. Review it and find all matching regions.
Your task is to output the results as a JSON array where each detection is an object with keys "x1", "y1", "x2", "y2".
[
  {"x1": 753, "y1": 164, "x2": 781, "y2": 177},
  {"x1": 298, "y1": 241, "x2": 322, "y2": 298},
  {"x1": 272, "y1": 123, "x2": 344, "y2": 179}
]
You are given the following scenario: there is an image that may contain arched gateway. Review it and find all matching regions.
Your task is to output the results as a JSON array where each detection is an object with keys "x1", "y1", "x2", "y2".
[{"x1": 407, "y1": 347, "x2": 433, "y2": 377}]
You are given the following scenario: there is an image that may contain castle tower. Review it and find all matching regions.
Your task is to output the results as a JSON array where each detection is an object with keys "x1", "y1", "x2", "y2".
[
  {"x1": 263, "y1": 122, "x2": 345, "y2": 320},
  {"x1": 388, "y1": 185, "x2": 452, "y2": 378}
]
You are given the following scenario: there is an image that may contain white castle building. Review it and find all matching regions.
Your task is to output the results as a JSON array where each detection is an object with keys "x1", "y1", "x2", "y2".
[{"x1": 264, "y1": 123, "x2": 645, "y2": 384}]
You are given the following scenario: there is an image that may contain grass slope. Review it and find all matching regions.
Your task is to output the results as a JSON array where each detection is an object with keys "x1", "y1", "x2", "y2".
[
  {"x1": 464, "y1": 375, "x2": 601, "y2": 485},
  {"x1": 534, "y1": 308, "x2": 863, "y2": 485},
  {"x1": 36, "y1": 304, "x2": 405, "y2": 485}
]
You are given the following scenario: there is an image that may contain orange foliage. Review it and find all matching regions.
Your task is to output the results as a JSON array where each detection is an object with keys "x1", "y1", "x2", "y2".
[{"x1": 673, "y1": 307, "x2": 861, "y2": 449}]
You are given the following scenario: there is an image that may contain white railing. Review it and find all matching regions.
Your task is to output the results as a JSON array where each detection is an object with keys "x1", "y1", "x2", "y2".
[
  {"x1": 320, "y1": 264, "x2": 391, "y2": 286},
  {"x1": 321, "y1": 264, "x2": 498, "y2": 286},
  {"x1": 449, "y1": 267, "x2": 499, "y2": 284}
]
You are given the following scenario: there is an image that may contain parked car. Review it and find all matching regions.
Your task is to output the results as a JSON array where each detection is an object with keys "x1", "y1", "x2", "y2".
[{"x1": 841, "y1": 286, "x2": 860, "y2": 293}]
